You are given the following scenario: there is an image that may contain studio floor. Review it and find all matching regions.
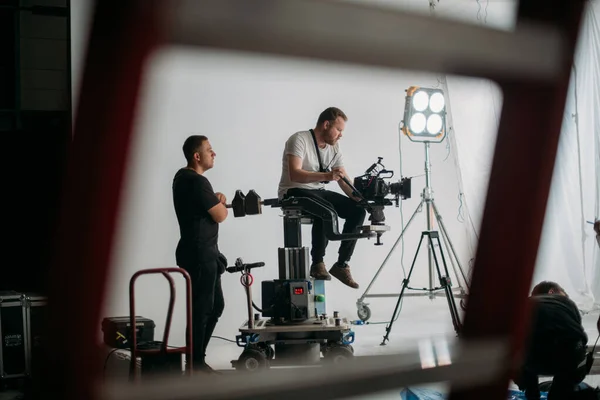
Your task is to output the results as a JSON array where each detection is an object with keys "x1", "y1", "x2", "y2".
[
  {"x1": 2, "y1": 301, "x2": 599, "y2": 400},
  {"x1": 201, "y1": 301, "x2": 600, "y2": 399}
]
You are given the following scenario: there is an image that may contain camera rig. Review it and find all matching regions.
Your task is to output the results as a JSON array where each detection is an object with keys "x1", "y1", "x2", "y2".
[
  {"x1": 220, "y1": 159, "x2": 412, "y2": 370},
  {"x1": 227, "y1": 157, "x2": 410, "y2": 239},
  {"x1": 352, "y1": 157, "x2": 411, "y2": 205},
  {"x1": 343, "y1": 157, "x2": 412, "y2": 226}
]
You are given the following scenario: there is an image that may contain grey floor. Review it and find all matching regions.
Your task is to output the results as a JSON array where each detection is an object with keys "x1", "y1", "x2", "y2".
[{"x1": 2, "y1": 302, "x2": 599, "y2": 400}]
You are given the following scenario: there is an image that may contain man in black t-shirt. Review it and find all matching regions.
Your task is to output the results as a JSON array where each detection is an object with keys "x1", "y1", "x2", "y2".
[
  {"x1": 173, "y1": 135, "x2": 228, "y2": 374},
  {"x1": 515, "y1": 281, "x2": 589, "y2": 400}
]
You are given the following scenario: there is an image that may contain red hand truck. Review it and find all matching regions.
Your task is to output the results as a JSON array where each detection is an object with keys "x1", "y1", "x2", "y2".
[{"x1": 128, "y1": 268, "x2": 193, "y2": 381}]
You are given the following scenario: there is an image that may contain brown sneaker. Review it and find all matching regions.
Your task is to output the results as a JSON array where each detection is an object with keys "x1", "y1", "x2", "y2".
[
  {"x1": 329, "y1": 263, "x2": 359, "y2": 289},
  {"x1": 310, "y1": 262, "x2": 331, "y2": 280}
]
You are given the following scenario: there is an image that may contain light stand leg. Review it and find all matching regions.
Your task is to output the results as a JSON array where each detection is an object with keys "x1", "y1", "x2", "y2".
[
  {"x1": 431, "y1": 200, "x2": 470, "y2": 292},
  {"x1": 380, "y1": 231, "x2": 427, "y2": 345},
  {"x1": 429, "y1": 232, "x2": 462, "y2": 335},
  {"x1": 357, "y1": 198, "x2": 424, "y2": 306},
  {"x1": 439, "y1": 229, "x2": 463, "y2": 292}
]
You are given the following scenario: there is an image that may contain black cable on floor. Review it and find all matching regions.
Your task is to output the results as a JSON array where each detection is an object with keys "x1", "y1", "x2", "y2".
[{"x1": 211, "y1": 335, "x2": 236, "y2": 343}]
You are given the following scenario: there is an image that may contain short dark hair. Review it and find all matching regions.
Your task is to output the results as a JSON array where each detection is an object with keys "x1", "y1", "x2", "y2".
[
  {"x1": 182, "y1": 135, "x2": 208, "y2": 163},
  {"x1": 316, "y1": 107, "x2": 347, "y2": 126},
  {"x1": 531, "y1": 281, "x2": 564, "y2": 296}
]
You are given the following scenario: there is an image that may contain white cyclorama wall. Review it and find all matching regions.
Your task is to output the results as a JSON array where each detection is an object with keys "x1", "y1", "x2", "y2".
[
  {"x1": 68, "y1": 0, "x2": 600, "y2": 350},
  {"x1": 532, "y1": 0, "x2": 600, "y2": 309},
  {"x1": 448, "y1": 0, "x2": 600, "y2": 311},
  {"x1": 104, "y1": 49, "x2": 481, "y2": 347}
]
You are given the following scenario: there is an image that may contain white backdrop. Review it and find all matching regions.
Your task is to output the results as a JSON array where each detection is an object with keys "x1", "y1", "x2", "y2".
[
  {"x1": 532, "y1": 0, "x2": 600, "y2": 310},
  {"x1": 447, "y1": 0, "x2": 600, "y2": 311},
  {"x1": 104, "y1": 51, "x2": 477, "y2": 345},
  {"x1": 69, "y1": 1, "x2": 600, "y2": 348}
]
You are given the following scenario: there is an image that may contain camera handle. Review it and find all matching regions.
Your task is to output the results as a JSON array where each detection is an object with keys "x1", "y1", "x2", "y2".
[
  {"x1": 365, "y1": 157, "x2": 384, "y2": 175},
  {"x1": 341, "y1": 176, "x2": 369, "y2": 206}
]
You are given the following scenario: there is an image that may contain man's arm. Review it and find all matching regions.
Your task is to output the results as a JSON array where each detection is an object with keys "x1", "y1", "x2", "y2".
[
  {"x1": 336, "y1": 167, "x2": 361, "y2": 202},
  {"x1": 208, "y1": 192, "x2": 228, "y2": 223},
  {"x1": 288, "y1": 155, "x2": 341, "y2": 183},
  {"x1": 208, "y1": 203, "x2": 227, "y2": 223},
  {"x1": 195, "y1": 176, "x2": 228, "y2": 223}
]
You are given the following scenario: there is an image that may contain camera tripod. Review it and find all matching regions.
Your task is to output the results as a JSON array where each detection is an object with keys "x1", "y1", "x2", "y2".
[
  {"x1": 355, "y1": 142, "x2": 470, "y2": 343},
  {"x1": 381, "y1": 229, "x2": 462, "y2": 344}
]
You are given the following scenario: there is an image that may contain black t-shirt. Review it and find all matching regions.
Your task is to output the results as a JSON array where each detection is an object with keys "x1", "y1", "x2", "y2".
[
  {"x1": 527, "y1": 294, "x2": 588, "y2": 357},
  {"x1": 172, "y1": 169, "x2": 220, "y2": 250}
]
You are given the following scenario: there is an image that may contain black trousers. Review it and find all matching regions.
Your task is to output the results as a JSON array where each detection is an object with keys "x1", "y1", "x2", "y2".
[
  {"x1": 176, "y1": 243, "x2": 225, "y2": 366},
  {"x1": 286, "y1": 188, "x2": 366, "y2": 265},
  {"x1": 516, "y1": 341, "x2": 587, "y2": 400}
]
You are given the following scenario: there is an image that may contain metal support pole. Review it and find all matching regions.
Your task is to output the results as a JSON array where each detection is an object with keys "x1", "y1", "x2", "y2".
[{"x1": 424, "y1": 142, "x2": 435, "y2": 297}]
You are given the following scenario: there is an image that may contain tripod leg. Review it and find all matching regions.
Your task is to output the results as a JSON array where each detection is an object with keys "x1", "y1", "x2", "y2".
[
  {"x1": 438, "y1": 227, "x2": 465, "y2": 294},
  {"x1": 358, "y1": 199, "x2": 423, "y2": 305},
  {"x1": 431, "y1": 201, "x2": 470, "y2": 291},
  {"x1": 381, "y1": 232, "x2": 426, "y2": 346},
  {"x1": 429, "y1": 233, "x2": 462, "y2": 335}
]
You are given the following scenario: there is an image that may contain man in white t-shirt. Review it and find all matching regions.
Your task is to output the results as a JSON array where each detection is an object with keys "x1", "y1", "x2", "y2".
[{"x1": 277, "y1": 107, "x2": 366, "y2": 289}]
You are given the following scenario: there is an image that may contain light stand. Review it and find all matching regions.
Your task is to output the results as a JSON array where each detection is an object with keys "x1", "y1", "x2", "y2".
[{"x1": 355, "y1": 86, "x2": 470, "y2": 344}]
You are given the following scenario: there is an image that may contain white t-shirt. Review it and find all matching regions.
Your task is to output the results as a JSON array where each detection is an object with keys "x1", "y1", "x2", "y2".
[{"x1": 278, "y1": 130, "x2": 344, "y2": 199}]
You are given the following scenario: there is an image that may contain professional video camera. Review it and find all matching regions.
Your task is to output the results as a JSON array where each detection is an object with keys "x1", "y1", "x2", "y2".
[
  {"x1": 341, "y1": 157, "x2": 411, "y2": 226},
  {"x1": 352, "y1": 157, "x2": 412, "y2": 207}
]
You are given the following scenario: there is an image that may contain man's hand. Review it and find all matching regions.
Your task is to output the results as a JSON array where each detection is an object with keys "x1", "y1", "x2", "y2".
[
  {"x1": 215, "y1": 192, "x2": 227, "y2": 205},
  {"x1": 329, "y1": 168, "x2": 344, "y2": 182},
  {"x1": 335, "y1": 167, "x2": 361, "y2": 202}
]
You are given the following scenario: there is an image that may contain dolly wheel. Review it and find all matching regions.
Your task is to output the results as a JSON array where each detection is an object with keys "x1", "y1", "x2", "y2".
[
  {"x1": 325, "y1": 345, "x2": 354, "y2": 364},
  {"x1": 357, "y1": 305, "x2": 371, "y2": 322},
  {"x1": 259, "y1": 343, "x2": 275, "y2": 360},
  {"x1": 236, "y1": 348, "x2": 267, "y2": 372}
]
